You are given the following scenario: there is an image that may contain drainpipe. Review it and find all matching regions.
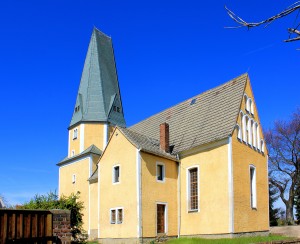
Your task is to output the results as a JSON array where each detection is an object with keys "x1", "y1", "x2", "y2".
[{"x1": 177, "y1": 154, "x2": 181, "y2": 238}]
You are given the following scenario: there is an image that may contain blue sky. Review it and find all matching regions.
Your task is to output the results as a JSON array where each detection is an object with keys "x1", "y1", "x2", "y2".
[{"x1": 0, "y1": 0, "x2": 299, "y2": 206}]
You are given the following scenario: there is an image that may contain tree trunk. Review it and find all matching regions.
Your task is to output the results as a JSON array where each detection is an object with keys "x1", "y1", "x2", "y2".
[{"x1": 286, "y1": 202, "x2": 295, "y2": 224}]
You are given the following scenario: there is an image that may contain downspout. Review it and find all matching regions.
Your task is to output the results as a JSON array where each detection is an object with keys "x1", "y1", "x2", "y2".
[
  {"x1": 177, "y1": 154, "x2": 181, "y2": 238},
  {"x1": 136, "y1": 148, "x2": 142, "y2": 242}
]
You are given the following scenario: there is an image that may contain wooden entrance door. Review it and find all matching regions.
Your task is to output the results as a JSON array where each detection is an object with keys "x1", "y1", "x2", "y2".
[{"x1": 157, "y1": 204, "x2": 165, "y2": 234}]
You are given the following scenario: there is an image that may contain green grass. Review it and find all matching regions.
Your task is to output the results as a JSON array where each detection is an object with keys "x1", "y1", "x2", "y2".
[{"x1": 167, "y1": 235, "x2": 294, "y2": 244}]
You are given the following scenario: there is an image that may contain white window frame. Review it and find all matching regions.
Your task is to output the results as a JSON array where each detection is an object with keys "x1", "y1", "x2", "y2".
[
  {"x1": 242, "y1": 114, "x2": 248, "y2": 143},
  {"x1": 73, "y1": 128, "x2": 78, "y2": 140},
  {"x1": 247, "y1": 119, "x2": 253, "y2": 146},
  {"x1": 186, "y1": 165, "x2": 200, "y2": 213},
  {"x1": 252, "y1": 122, "x2": 257, "y2": 149},
  {"x1": 110, "y1": 207, "x2": 124, "y2": 224},
  {"x1": 112, "y1": 164, "x2": 120, "y2": 184},
  {"x1": 156, "y1": 162, "x2": 165, "y2": 183},
  {"x1": 156, "y1": 202, "x2": 168, "y2": 235},
  {"x1": 72, "y1": 174, "x2": 76, "y2": 184},
  {"x1": 250, "y1": 99, "x2": 254, "y2": 115},
  {"x1": 249, "y1": 165, "x2": 257, "y2": 209}
]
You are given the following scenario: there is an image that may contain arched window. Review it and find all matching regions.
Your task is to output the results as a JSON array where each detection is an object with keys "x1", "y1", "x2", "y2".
[
  {"x1": 256, "y1": 125, "x2": 261, "y2": 151},
  {"x1": 247, "y1": 119, "x2": 253, "y2": 146},
  {"x1": 242, "y1": 114, "x2": 247, "y2": 142},
  {"x1": 244, "y1": 94, "x2": 248, "y2": 112},
  {"x1": 261, "y1": 139, "x2": 265, "y2": 153},
  {"x1": 252, "y1": 122, "x2": 257, "y2": 148},
  {"x1": 250, "y1": 99, "x2": 254, "y2": 115},
  {"x1": 236, "y1": 124, "x2": 242, "y2": 140}
]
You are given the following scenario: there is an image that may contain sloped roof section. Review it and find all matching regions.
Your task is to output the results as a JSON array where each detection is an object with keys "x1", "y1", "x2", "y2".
[
  {"x1": 69, "y1": 28, "x2": 126, "y2": 128},
  {"x1": 130, "y1": 74, "x2": 248, "y2": 154},
  {"x1": 118, "y1": 127, "x2": 178, "y2": 161},
  {"x1": 57, "y1": 144, "x2": 102, "y2": 166}
]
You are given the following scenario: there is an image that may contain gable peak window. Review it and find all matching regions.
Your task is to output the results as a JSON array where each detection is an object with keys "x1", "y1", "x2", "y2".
[{"x1": 113, "y1": 165, "x2": 120, "y2": 183}]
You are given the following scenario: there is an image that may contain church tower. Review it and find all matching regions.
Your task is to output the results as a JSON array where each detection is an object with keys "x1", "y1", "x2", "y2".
[
  {"x1": 57, "y1": 28, "x2": 125, "y2": 237},
  {"x1": 68, "y1": 27, "x2": 126, "y2": 157}
]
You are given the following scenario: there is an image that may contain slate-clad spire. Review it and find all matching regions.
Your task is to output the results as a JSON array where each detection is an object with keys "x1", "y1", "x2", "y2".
[{"x1": 69, "y1": 28, "x2": 126, "y2": 128}]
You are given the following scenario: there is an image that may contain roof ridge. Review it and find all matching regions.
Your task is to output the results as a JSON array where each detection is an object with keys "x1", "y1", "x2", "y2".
[{"x1": 129, "y1": 73, "x2": 248, "y2": 128}]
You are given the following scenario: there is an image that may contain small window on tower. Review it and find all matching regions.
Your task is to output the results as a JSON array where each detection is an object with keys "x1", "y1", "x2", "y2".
[
  {"x1": 117, "y1": 107, "x2": 120, "y2": 113},
  {"x1": 113, "y1": 106, "x2": 116, "y2": 111},
  {"x1": 73, "y1": 128, "x2": 78, "y2": 140},
  {"x1": 72, "y1": 174, "x2": 76, "y2": 184}
]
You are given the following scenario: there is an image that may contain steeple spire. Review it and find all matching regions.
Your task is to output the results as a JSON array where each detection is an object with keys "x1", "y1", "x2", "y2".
[{"x1": 70, "y1": 28, "x2": 126, "y2": 128}]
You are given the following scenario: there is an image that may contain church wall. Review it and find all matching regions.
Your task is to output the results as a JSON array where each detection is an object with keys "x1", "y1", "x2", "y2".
[
  {"x1": 89, "y1": 181, "x2": 98, "y2": 239},
  {"x1": 140, "y1": 152, "x2": 178, "y2": 237},
  {"x1": 179, "y1": 142, "x2": 230, "y2": 235},
  {"x1": 99, "y1": 128, "x2": 138, "y2": 239},
  {"x1": 84, "y1": 123, "x2": 106, "y2": 151},
  {"x1": 59, "y1": 157, "x2": 91, "y2": 232},
  {"x1": 232, "y1": 78, "x2": 269, "y2": 233},
  {"x1": 68, "y1": 125, "x2": 81, "y2": 157}
]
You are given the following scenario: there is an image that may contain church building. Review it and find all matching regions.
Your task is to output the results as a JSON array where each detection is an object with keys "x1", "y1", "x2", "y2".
[{"x1": 57, "y1": 28, "x2": 269, "y2": 243}]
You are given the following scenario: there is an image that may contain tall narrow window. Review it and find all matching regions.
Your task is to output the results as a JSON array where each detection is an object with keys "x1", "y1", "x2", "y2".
[
  {"x1": 72, "y1": 174, "x2": 76, "y2": 184},
  {"x1": 117, "y1": 209, "x2": 123, "y2": 224},
  {"x1": 188, "y1": 167, "x2": 199, "y2": 211},
  {"x1": 236, "y1": 124, "x2": 242, "y2": 140},
  {"x1": 247, "y1": 119, "x2": 252, "y2": 146},
  {"x1": 242, "y1": 115, "x2": 247, "y2": 142},
  {"x1": 250, "y1": 166, "x2": 257, "y2": 208},
  {"x1": 156, "y1": 163, "x2": 165, "y2": 182},
  {"x1": 113, "y1": 165, "x2": 120, "y2": 183},
  {"x1": 110, "y1": 209, "x2": 116, "y2": 224}
]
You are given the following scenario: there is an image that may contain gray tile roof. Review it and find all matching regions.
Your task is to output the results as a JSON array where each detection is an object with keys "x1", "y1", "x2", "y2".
[
  {"x1": 69, "y1": 28, "x2": 126, "y2": 128},
  {"x1": 130, "y1": 74, "x2": 247, "y2": 154},
  {"x1": 57, "y1": 144, "x2": 102, "y2": 166},
  {"x1": 118, "y1": 127, "x2": 178, "y2": 161},
  {"x1": 89, "y1": 167, "x2": 98, "y2": 183}
]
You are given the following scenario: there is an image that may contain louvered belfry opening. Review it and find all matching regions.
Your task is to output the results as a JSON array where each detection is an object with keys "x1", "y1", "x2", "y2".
[{"x1": 160, "y1": 123, "x2": 169, "y2": 153}]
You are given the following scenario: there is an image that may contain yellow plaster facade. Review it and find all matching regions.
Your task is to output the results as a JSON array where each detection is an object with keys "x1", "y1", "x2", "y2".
[
  {"x1": 58, "y1": 66, "x2": 269, "y2": 243},
  {"x1": 232, "y1": 78, "x2": 269, "y2": 233},
  {"x1": 140, "y1": 152, "x2": 178, "y2": 237},
  {"x1": 179, "y1": 142, "x2": 230, "y2": 235},
  {"x1": 99, "y1": 128, "x2": 138, "y2": 239}
]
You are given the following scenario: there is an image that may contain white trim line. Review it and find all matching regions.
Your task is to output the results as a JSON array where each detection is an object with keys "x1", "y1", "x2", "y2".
[
  {"x1": 103, "y1": 123, "x2": 108, "y2": 149},
  {"x1": 98, "y1": 163, "x2": 101, "y2": 238},
  {"x1": 88, "y1": 183, "x2": 91, "y2": 235},
  {"x1": 228, "y1": 136, "x2": 234, "y2": 233},
  {"x1": 59, "y1": 155, "x2": 90, "y2": 168},
  {"x1": 136, "y1": 149, "x2": 142, "y2": 237},
  {"x1": 80, "y1": 124, "x2": 85, "y2": 153},
  {"x1": 68, "y1": 130, "x2": 71, "y2": 157}
]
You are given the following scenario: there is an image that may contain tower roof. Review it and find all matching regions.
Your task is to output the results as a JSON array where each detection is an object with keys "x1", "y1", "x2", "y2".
[{"x1": 69, "y1": 28, "x2": 126, "y2": 128}]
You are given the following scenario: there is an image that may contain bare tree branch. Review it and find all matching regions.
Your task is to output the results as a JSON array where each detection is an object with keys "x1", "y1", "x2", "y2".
[{"x1": 225, "y1": 2, "x2": 300, "y2": 42}]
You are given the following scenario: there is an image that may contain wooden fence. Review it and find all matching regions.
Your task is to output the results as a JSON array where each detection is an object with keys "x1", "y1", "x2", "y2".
[{"x1": 0, "y1": 209, "x2": 56, "y2": 243}]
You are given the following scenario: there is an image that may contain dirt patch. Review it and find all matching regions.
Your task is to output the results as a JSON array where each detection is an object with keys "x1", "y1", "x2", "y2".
[{"x1": 270, "y1": 226, "x2": 300, "y2": 238}]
